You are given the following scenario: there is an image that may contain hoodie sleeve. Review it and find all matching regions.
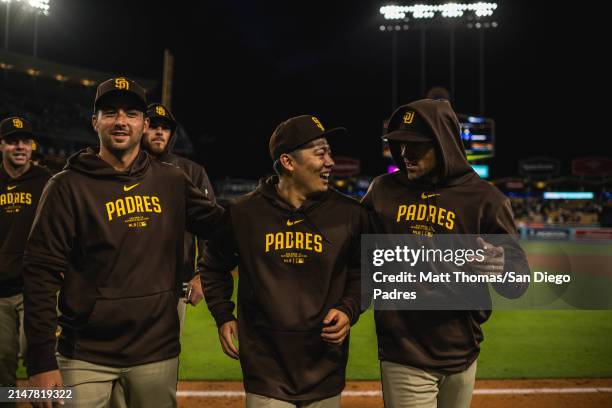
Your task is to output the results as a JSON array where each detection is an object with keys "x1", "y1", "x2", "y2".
[
  {"x1": 194, "y1": 166, "x2": 216, "y2": 275},
  {"x1": 198, "y1": 166, "x2": 216, "y2": 204},
  {"x1": 333, "y1": 205, "x2": 371, "y2": 326},
  {"x1": 483, "y1": 196, "x2": 530, "y2": 299},
  {"x1": 196, "y1": 166, "x2": 217, "y2": 273},
  {"x1": 23, "y1": 178, "x2": 75, "y2": 376},
  {"x1": 200, "y1": 209, "x2": 239, "y2": 327},
  {"x1": 360, "y1": 177, "x2": 385, "y2": 234},
  {"x1": 184, "y1": 173, "x2": 224, "y2": 240}
]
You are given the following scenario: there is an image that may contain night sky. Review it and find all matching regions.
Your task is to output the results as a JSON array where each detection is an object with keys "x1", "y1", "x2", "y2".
[{"x1": 3, "y1": 0, "x2": 608, "y2": 181}]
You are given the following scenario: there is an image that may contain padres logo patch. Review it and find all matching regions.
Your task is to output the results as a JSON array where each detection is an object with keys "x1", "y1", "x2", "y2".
[
  {"x1": 155, "y1": 106, "x2": 166, "y2": 116},
  {"x1": 12, "y1": 118, "x2": 23, "y2": 128},
  {"x1": 403, "y1": 111, "x2": 415, "y2": 124},
  {"x1": 312, "y1": 116, "x2": 325, "y2": 131},
  {"x1": 114, "y1": 77, "x2": 129, "y2": 90}
]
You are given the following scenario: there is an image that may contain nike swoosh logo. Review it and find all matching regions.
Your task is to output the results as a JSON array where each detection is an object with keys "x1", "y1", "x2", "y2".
[
  {"x1": 287, "y1": 219, "x2": 304, "y2": 227},
  {"x1": 123, "y1": 183, "x2": 140, "y2": 192},
  {"x1": 421, "y1": 192, "x2": 440, "y2": 199},
  {"x1": 7, "y1": 185, "x2": 17, "y2": 191}
]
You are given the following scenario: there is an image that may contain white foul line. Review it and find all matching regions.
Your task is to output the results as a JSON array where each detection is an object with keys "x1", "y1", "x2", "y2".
[
  {"x1": 473, "y1": 388, "x2": 612, "y2": 395},
  {"x1": 177, "y1": 388, "x2": 612, "y2": 398}
]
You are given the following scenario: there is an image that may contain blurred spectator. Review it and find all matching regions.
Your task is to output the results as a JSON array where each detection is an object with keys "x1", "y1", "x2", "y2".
[{"x1": 510, "y1": 196, "x2": 602, "y2": 226}]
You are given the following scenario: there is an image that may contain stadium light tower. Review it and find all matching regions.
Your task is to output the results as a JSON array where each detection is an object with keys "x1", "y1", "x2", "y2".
[
  {"x1": 378, "y1": 2, "x2": 498, "y2": 114},
  {"x1": 2, "y1": 0, "x2": 50, "y2": 56}
]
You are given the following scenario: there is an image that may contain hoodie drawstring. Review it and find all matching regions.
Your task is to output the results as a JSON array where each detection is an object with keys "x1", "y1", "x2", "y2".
[{"x1": 426, "y1": 182, "x2": 438, "y2": 236}]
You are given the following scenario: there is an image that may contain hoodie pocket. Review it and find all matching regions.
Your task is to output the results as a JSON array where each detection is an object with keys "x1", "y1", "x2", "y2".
[
  {"x1": 77, "y1": 291, "x2": 180, "y2": 360},
  {"x1": 375, "y1": 310, "x2": 478, "y2": 364},
  {"x1": 241, "y1": 327, "x2": 347, "y2": 396}
]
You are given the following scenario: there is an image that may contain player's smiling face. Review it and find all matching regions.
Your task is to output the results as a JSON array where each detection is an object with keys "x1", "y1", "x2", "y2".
[
  {"x1": 92, "y1": 93, "x2": 148, "y2": 153},
  {"x1": 400, "y1": 141, "x2": 437, "y2": 181},
  {"x1": 291, "y1": 138, "x2": 334, "y2": 196},
  {"x1": 142, "y1": 119, "x2": 172, "y2": 156},
  {"x1": 1, "y1": 136, "x2": 33, "y2": 168}
]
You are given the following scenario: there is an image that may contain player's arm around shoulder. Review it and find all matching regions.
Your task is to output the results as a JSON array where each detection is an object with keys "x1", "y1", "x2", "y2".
[
  {"x1": 182, "y1": 168, "x2": 225, "y2": 240},
  {"x1": 322, "y1": 199, "x2": 369, "y2": 345},
  {"x1": 200, "y1": 207, "x2": 240, "y2": 358}
]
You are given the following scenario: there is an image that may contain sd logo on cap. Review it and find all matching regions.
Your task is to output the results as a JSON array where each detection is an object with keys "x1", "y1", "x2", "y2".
[
  {"x1": 0, "y1": 116, "x2": 35, "y2": 140},
  {"x1": 384, "y1": 107, "x2": 433, "y2": 142},
  {"x1": 146, "y1": 103, "x2": 177, "y2": 131},
  {"x1": 94, "y1": 77, "x2": 147, "y2": 113}
]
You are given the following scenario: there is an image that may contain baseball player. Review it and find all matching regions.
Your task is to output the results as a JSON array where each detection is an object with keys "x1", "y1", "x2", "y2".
[
  {"x1": 23, "y1": 77, "x2": 224, "y2": 408},
  {"x1": 362, "y1": 99, "x2": 529, "y2": 408},
  {"x1": 0, "y1": 117, "x2": 51, "y2": 396},
  {"x1": 142, "y1": 103, "x2": 215, "y2": 328},
  {"x1": 202, "y1": 115, "x2": 369, "y2": 408}
]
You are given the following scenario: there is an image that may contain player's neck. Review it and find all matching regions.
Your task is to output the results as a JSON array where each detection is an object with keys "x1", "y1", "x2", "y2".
[
  {"x1": 276, "y1": 177, "x2": 307, "y2": 209},
  {"x1": 98, "y1": 144, "x2": 140, "y2": 172},
  {"x1": 2, "y1": 160, "x2": 30, "y2": 179}
]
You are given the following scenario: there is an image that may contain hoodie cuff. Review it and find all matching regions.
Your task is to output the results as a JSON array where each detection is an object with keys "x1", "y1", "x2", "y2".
[
  {"x1": 211, "y1": 303, "x2": 237, "y2": 328},
  {"x1": 214, "y1": 313, "x2": 237, "y2": 328},
  {"x1": 27, "y1": 341, "x2": 58, "y2": 377},
  {"x1": 333, "y1": 304, "x2": 359, "y2": 326}
]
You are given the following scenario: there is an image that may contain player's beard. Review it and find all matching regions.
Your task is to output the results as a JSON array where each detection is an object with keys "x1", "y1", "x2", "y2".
[
  {"x1": 143, "y1": 136, "x2": 166, "y2": 157},
  {"x1": 101, "y1": 131, "x2": 142, "y2": 159}
]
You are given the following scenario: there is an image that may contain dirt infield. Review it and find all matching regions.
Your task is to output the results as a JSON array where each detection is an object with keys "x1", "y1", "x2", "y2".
[
  {"x1": 14, "y1": 378, "x2": 612, "y2": 406},
  {"x1": 175, "y1": 379, "x2": 612, "y2": 408}
]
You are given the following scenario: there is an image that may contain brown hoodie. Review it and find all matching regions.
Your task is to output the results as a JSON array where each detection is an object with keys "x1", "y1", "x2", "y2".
[
  {"x1": 23, "y1": 147, "x2": 224, "y2": 376},
  {"x1": 362, "y1": 99, "x2": 529, "y2": 373},
  {"x1": 0, "y1": 163, "x2": 51, "y2": 297},
  {"x1": 202, "y1": 176, "x2": 369, "y2": 401}
]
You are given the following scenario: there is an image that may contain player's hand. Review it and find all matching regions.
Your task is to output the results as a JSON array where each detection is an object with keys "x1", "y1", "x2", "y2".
[
  {"x1": 321, "y1": 309, "x2": 350, "y2": 345},
  {"x1": 184, "y1": 275, "x2": 204, "y2": 306},
  {"x1": 471, "y1": 237, "x2": 505, "y2": 276},
  {"x1": 218, "y1": 320, "x2": 239, "y2": 359},
  {"x1": 28, "y1": 369, "x2": 64, "y2": 407}
]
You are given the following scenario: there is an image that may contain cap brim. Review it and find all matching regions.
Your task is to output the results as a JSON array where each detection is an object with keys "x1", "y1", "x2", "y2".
[
  {"x1": 383, "y1": 130, "x2": 432, "y2": 142},
  {"x1": 1, "y1": 130, "x2": 35, "y2": 140},
  {"x1": 273, "y1": 127, "x2": 348, "y2": 160},
  {"x1": 148, "y1": 115, "x2": 177, "y2": 128},
  {"x1": 95, "y1": 90, "x2": 147, "y2": 112},
  {"x1": 320, "y1": 126, "x2": 347, "y2": 139},
  {"x1": 297, "y1": 126, "x2": 347, "y2": 149}
]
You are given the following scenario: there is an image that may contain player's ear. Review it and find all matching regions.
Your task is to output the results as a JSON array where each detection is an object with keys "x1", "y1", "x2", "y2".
[
  {"x1": 143, "y1": 116, "x2": 150, "y2": 132},
  {"x1": 92, "y1": 113, "x2": 99, "y2": 132},
  {"x1": 279, "y1": 153, "x2": 295, "y2": 173}
]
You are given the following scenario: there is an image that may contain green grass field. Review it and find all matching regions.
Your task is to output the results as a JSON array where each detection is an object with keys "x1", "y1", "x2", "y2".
[
  {"x1": 17, "y1": 307, "x2": 612, "y2": 380},
  {"x1": 176, "y1": 307, "x2": 612, "y2": 380},
  {"x1": 17, "y1": 241, "x2": 612, "y2": 381},
  {"x1": 175, "y1": 240, "x2": 612, "y2": 380}
]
